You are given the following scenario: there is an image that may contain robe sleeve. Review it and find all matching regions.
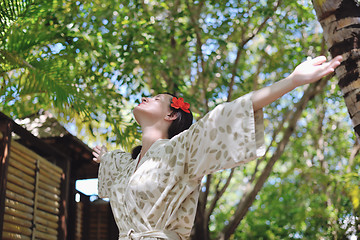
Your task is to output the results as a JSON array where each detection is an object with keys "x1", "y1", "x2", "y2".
[
  {"x1": 97, "y1": 150, "x2": 128, "y2": 198},
  {"x1": 171, "y1": 92, "x2": 265, "y2": 180}
]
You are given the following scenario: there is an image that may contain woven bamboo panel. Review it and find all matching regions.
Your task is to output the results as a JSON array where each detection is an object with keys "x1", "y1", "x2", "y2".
[
  {"x1": 2, "y1": 231, "x2": 31, "y2": 240},
  {"x1": 4, "y1": 207, "x2": 33, "y2": 221},
  {"x1": 35, "y1": 216, "x2": 58, "y2": 229},
  {"x1": 37, "y1": 201, "x2": 59, "y2": 215},
  {"x1": 7, "y1": 165, "x2": 35, "y2": 184},
  {"x1": 6, "y1": 189, "x2": 34, "y2": 206},
  {"x1": 36, "y1": 209, "x2": 59, "y2": 222},
  {"x1": 33, "y1": 230, "x2": 57, "y2": 240},
  {"x1": 2, "y1": 142, "x2": 36, "y2": 239},
  {"x1": 6, "y1": 182, "x2": 34, "y2": 199},
  {"x1": 8, "y1": 157, "x2": 35, "y2": 177},
  {"x1": 37, "y1": 187, "x2": 60, "y2": 202},
  {"x1": 35, "y1": 222, "x2": 58, "y2": 235},
  {"x1": 38, "y1": 168, "x2": 61, "y2": 184},
  {"x1": 2, "y1": 140, "x2": 63, "y2": 240},
  {"x1": 10, "y1": 142, "x2": 36, "y2": 164},
  {"x1": 5, "y1": 199, "x2": 33, "y2": 214},
  {"x1": 9, "y1": 149, "x2": 36, "y2": 169},
  {"x1": 3, "y1": 222, "x2": 32, "y2": 236},
  {"x1": 33, "y1": 157, "x2": 62, "y2": 240},
  {"x1": 38, "y1": 174, "x2": 59, "y2": 188},
  {"x1": 37, "y1": 180, "x2": 60, "y2": 195},
  {"x1": 3, "y1": 214, "x2": 32, "y2": 228},
  {"x1": 37, "y1": 194, "x2": 59, "y2": 208},
  {"x1": 7, "y1": 174, "x2": 35, "y2": 192}
]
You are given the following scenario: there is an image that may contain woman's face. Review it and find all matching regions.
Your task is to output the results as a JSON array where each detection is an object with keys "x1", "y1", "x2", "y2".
[{"x1": 133, "y1": 94, "x2": 173, "y2": 125}]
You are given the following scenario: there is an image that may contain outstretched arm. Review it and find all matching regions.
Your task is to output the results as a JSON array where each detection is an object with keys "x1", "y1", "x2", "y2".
[{"x1": 251, "y1": 55, "x2": 343, "y2": 111}]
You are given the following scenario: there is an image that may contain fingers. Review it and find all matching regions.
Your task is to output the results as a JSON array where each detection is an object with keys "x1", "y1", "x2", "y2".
[
  {"x1": 92, "y1": 145, "x2": 102, "y2": 163},
  {"x1": 323, "y1": 55, "x2": 343, "y2": 73},
  {"x1": 93, "y1": 145, "x2": 100, "y2": 153},
  {"x1": 317, "y1": 55, "x2": 342, "y2": 78},
  {"x1": 289, "y1": 55, "x2": 343, "y2": 87},
  {"x1": 333, "y1": 55, "x2": 343, "y2": 62},
  {"x1": 311, "y1": 55, "x2": 342, "y2": 74},
  {"x1": 92, "y1": 152, "x2": 100, "y2": 163},
  {"x1": 330, "y1": 55, "x2": 343, "y2": 69},
  {"x1": 309, "y1": 55, "x2": 342, "y2": 67},
  {"x1": 92, "y1": 151, "x2": 99, "y2": 158},
  {"x1": 310, "y1": 56, "x2": 327, "y2": 65}
]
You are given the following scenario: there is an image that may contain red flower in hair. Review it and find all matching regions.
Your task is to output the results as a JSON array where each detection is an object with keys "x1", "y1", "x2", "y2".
[{"x1": 171, "y1": 97, "x2": 190, "y2": 113}]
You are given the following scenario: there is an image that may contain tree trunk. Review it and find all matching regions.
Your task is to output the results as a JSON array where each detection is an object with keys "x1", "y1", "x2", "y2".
[{"x1": 312, "y1": 0, "x2": 360, "y2": 137}]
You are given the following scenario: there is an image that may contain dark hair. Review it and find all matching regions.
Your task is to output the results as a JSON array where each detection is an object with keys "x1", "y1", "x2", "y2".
[
  {"x1": 166, "y1": 93, "x2": 193, "y2": 139},
  {"x1": 131, "y1": 93, "x2": 193, "y2": 159}
]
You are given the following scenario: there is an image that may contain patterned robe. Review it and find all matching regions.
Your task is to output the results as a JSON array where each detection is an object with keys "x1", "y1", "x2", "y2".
[{"x1": 98, "y1": 92, "x2": 265, "y2": 239}]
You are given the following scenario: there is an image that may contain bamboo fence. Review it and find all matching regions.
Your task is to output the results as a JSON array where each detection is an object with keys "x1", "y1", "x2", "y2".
[{"x1": 2, "y1": 139, "x2": 63, "y2": 240}]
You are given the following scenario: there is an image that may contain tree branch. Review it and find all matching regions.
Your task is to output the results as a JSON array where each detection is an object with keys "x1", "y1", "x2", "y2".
[
  {"x1": 185, "y1": 0, "x2": 209, "y2": 111},
  {"x1": 227, "y1": 0, "x2": 282, "y2": 101},
  {"x1": 192, "y1": 173, "x2": 212, "y2": 239},
  {"x1": 205, "y1": 169, "x2": 235, "y2": 226}
]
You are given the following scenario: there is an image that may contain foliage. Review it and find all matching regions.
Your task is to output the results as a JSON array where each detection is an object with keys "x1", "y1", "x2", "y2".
[
  {"x1": 234, "y1": 79, "x2": 359, "y2": 239},
  {"x1": 1, "y1": 0, "x2": 359, "y2": 239}
]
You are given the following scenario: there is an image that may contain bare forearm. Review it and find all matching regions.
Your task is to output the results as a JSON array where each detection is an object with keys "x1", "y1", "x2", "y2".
[
  {"x1": 250, "y1": 55, "x2": 342, "y2": 111},
  {"x1": 251, "y1": 76, "x2": 296, "y2": 111}
]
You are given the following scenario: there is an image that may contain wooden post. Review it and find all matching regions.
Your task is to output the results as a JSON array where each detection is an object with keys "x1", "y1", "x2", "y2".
[
  {"x1": 58, "y1": 158, "x2": 70, "y2": 240},
  {"x1": 0, "y1": 119, "x2": 13, "y2": 237},
  {"x1": 31, "y1": 159, "x2": 40, "y2": 240}
]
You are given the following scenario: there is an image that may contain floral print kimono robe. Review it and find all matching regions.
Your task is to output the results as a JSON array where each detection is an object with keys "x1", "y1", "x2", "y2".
[{"x1": 98, "y1": 92, "x2": 265, "y2": 240}]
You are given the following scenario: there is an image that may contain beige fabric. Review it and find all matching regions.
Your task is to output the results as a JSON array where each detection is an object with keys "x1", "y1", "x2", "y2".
[
  {"x1": 119, "y1": 229, "x2": 181, "y2": 240},
  {"x1": 98, "y1": 92, "x2": 265, "y2": 240}
]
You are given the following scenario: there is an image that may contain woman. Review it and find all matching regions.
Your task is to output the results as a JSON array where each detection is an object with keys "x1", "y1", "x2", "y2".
[{"x1": 93, "y1": 55, "x2": 342, "y2": 240}]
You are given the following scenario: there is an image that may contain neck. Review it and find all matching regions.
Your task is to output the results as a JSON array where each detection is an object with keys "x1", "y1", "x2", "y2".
[{"x1": 140, "y1": 126, "x2": 168, "y2": 158}]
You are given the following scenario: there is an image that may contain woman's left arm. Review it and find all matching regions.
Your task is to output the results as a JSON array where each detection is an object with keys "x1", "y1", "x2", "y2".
[{"x1": 251, "y1": 55, "x2": 343, "y2": 111}]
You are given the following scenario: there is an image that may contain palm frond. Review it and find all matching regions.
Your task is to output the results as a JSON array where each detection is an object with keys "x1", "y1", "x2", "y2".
[
  {"x1": 0, "y1": 48, "x2": 89, "y2": 116},
  {"x1": 0, "y1": 0, "x2": 35, "y2": 40}
]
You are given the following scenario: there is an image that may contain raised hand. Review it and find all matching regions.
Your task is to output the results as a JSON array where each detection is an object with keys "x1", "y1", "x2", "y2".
[
  {"x1": 290, "y1": 55, "x2": 343, "y2": 87},
  {"x1": 92, "y1": 145, "x2": 108, "y2": 163},
  {"x1": 251, "y1": 55, "x2": 343, "y2": 111}
]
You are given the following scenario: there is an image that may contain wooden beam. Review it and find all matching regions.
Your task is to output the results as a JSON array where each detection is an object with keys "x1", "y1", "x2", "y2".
[{"x1": 0, "y1": 119, "x2": 13, "y2": 238}]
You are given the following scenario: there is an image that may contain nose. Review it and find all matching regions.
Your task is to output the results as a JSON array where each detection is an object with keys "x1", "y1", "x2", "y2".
[{"x1": 141, "y1": 97, "x2": 148, "y2": 103}]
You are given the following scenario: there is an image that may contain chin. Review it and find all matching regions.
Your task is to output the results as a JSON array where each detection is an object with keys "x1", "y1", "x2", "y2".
[
  {"x1": 133, "y1": 107, "x2": 148, "y2": 126},
  {"x1": 133, "y1": 107, "x2": 141, "y2": 124}
]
